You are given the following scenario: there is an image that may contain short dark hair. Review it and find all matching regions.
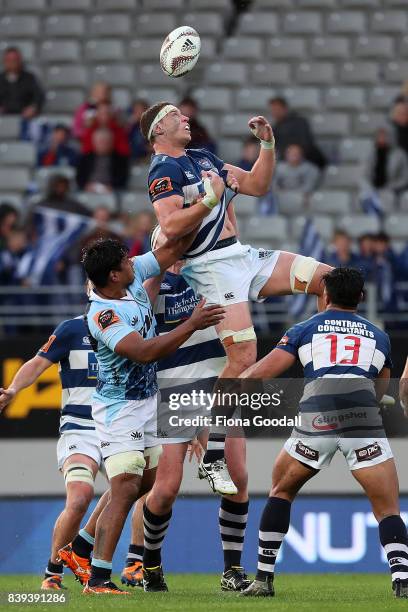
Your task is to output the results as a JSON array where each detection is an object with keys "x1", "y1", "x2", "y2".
[
  {"x1": 323, "y1": 267, "x2": 364, "y2": 309},
  {"x1": 3, "y1": 46, "x2": 21, "y2": 56},
  {"x1": 140, "y1": 101, "x2": 172, "y2": 143},
  {"x1": 269, "y1": 96, "x2": 288, "y2": 108},
  {"x1": 179, "y1": 96, "x2": 198, "y2": 109},
  {"x1": 82, "y1": 238, "x2": 129, "y2": 288},
  {"x1": 375, "y1": 231, "x2": 390, "y2": 243}
]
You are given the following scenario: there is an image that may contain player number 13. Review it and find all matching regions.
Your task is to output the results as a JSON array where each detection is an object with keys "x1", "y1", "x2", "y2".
[{"x1": 325, "y1": 334, "x2": 361, "y2": 365}]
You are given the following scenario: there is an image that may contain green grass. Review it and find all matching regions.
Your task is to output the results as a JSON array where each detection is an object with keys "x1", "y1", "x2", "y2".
[{"x1": 0, "y1": 574, "x2": 406, "y2": 612}]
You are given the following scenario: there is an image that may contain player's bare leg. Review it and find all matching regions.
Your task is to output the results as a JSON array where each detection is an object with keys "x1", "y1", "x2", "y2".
[
  {"x1": 42, "y1": 454, "x2": 99, "y2": 590},
  {"x1": 242, "y1": 449, "x2": 317, "y2": 597},
  {"x1": 352, "y1": 459, "x2": 408, "y2": 598}
]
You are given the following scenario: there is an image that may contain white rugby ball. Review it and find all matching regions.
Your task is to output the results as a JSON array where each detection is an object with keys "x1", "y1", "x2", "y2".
[{"x1": 160, "y1": 26, "x2": 201, "y2": 78}]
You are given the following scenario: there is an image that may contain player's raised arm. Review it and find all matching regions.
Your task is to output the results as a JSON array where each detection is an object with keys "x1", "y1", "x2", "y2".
[
  {"x1": 240, "y1": 348, "x2": 295, "y2": 380},
  {"x1": 114, "y1": 299, "x2": 225, "y2": 364},
  {"x1": 399, "y1": 357, "x2": 408, "y2": 416},
  {"x1": 0, "y1": 354, "x2": 52, "y2": 413},
  {"x1": 224, "y1": 116, "x2": 275, "y2": 197},
  {"x1": 153, "y1": 170, "x2": 225, "y2": 240}
]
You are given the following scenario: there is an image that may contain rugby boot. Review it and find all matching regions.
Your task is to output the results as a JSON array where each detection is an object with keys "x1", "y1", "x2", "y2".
[
  {"x1": 121, "y1": 561, "x2": 143, "y2": 587},
  {"x1": 83, "y1": 580, "x2": 130, "y2": 595},
  {"x1": 58, "y1": 543, "x2": 91, "y2": 585},
  {"x1": 41, "y1": 575, "x2": 67, "y2": 590},
  {"x1": 142, "y1": 565, "x2": 168, "y2": 592},
  {"x1": 221, "y1": 566, "x2": 251, "y2": 592},
  {"x1": 198, "y1": 458, "x2": 237, "y2": 495},
  {"x1": 241, "y1": 576, "x2": 275, "y2": 597}
]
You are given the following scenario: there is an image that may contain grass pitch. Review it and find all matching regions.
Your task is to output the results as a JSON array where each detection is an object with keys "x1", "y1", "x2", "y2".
[{"x1": 0, "y1": 574, "x2": 406, "y2": 612}]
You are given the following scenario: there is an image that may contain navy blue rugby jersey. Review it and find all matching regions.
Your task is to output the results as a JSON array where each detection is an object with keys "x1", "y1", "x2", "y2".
[
  {"x1": 37, "y1": 316, "x2": 97, "y2": 434},
  {"x1": 148, "y1": 148, "x2": 231, "y2": 259}
]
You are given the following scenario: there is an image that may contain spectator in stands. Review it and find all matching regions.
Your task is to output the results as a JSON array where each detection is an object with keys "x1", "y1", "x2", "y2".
[
  {"x1": 365, "y1": 127, "x2": 408, "y2": 194},
  {"x1": 357, "y1": 233, "x2": 376, "y2": 279},
  {"x1": 81, "y1": 102, "x2": 130, "y2": 156},
  {"x1": 390, "y1": 100, "x2": 408, "y2": 156},
  {"x1": 78, "y1": 206, "x2": 121, "y2": 254},
  {"x1": 235, "y1": 135, "x2": 260, "y2": 171},
  {"x1": 37, "y1": 174, "x2": 90, "y2": 216},
  {"x1": 37, "y1": 124, "x2": 78, "y2": 168},
  {"x1": 372, "y1": 231, "x2": 399, "y2": 311},
  {"x1": 269, "y1": 96, "x2": 326, "y2": 169},
  {"x1": 72, "y1": 81, "x2": 112, "y2": 140},
  {"x1": 128, "y1": 99, "x2": 151, "y2": 163},
  {"x1": 0, "y1": 228, "x2": 29, "y2": 285},
  {"x1": 179, "y1": 97, "x2": 217, "y2": 153},
  {"x1": 0, "y1": 203, "x2": 19, "y2": 250},
  {"x1": 76, "y1": 128, "x2": 130, "y2": 193},
  {"x1": 126, "y1": 210, "x2": 155, "y2": 257},
  {"x1": 0, "y1": 47, "x2": 44, "y2": 117},
  {"x1": 326, "y1": 229, "x2": 361, "y2": 269},
  {"x1": 273, "y1": 144, "x2": 320, "y2": 194}
]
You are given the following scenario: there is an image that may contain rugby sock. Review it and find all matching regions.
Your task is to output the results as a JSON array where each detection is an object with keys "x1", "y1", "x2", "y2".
[
  {"x1": 45, "y1": 560, "x2": 63, "y2": 578},
  {"x1": 219, "y1": 497, "x2": 249, "y2": 571},
  {"x1": 204, "y1": 433, "x2": 226, "y2": 463},
  {"x1": 379, "y1": 515, "x2": 408, "y2": 583},
  {"x1": 203, "y1": 379, "x2": 241, "y2": 464},
  {"x1": 72, "y1": 528, "x2": 94, "y2": 559},
  {"x1": 126, "y1": 544, "x2": 144, "y2": 567},
  {"x1": 256, "y1": 496, "x2": 291, "y2": 580},
  {"x1": 143, "y1": 503, "x2": 172, "y2": 568},
  {"x1": 90, "y1": 558, "x2": 112, "y2": 584}
]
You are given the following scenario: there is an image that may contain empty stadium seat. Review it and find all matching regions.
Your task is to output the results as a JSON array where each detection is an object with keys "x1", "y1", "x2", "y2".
[
  {"x1": 236, "y1": 87, "x2": 275, "y2": 112},
  {"x1": 354, "y1": 113, "x2": 385, "y2": 136},
  {"x1": 90, "y1": 14, "x2": 131, "y2": 36},
  {"x1": 233, "y1": 194, "x2": 258, "y2": 217},
  {"x1": 400, "y1": 36, "x2": 408, "y2": 57},
  {"x1": 0, "y1": 15, "x2": 40, "y2": 37},
  {"x1": 224, "y1": 37, "x2": 263, "y2": 60},
  {"x1": 310, "y1": 37, "x2": 350, "y2": 59},
  {"x1": 341, "y1": 0, "x2": 380, "y2": 6},
  {"x1": 192, "y1": 88, "x2": 232, "y2": 112},
  {"x1": 312, "y1": 113, "x2": 350, "y2": 136},
  {"x1": 129, "y1": 38, "x2": 164, "y2": 62},
  {"x1": 129, "y1": 166, "x2": 149, "y2": 190},
  {"x1": 292, "y1": 216, "x2": 333, "y2": 241},
  {"x1": 0, "y1": 142, "x2": 35, "y2": 166},
  {"x1": 133, "y1": 87, "x2": 178, "y2": 104},
  {"x1": 298, "y1": 0, "x2": 336, "y2": 7},
  {"x1": 385, "y1": 215, "x2": 408, "y2": 239},
  {"x1": 282, "y1": 87, "x2": 321, "y2": 111},
  {"x1": 40, "y1": 40, "x2": 81, "y2": 63},
  {"x1": 267, "y1": 38, "x2": 306, "y2": 60},
  {"x1": 327, "y1": 11, "x2": 366, "y2": 33},
  {"x1": 310, "y1": 191, "x2": 351, "y2": 216},
  {"x1": 138, "y1": 64, "x2": 172, "y2": 86},
  {"x1": 45, "y1": 15, "x2": 85, "y2": 37},
  {"x1": 217, "y1": 139, "x2": 242, "y2": 163},
  {"x1": 340, "y1": 61, "x2": 378, "y2": 84},
  {"x1": 276, "y1": 191, "x2": 304, "y2": 215},
  {"x1": 207, "y1": 63, "x2": 247, "y2": 86},
  {"x1": 4, "y1": 0, "x2": 46, "y2": 10},
  {"x1": 323, "y1": 165, "x2": 363, "y2": 189},
  {"x1": 377, "y1": 189, "x2": 396, "y2": 214},
  {"x1": 182, "y1": 13, "x2": 224, "y2": 36},
  {"x1": 187, "y1": 0, "x2": 231, "y2": 10},
  {"x1": 85, "y1": 40, "x2": 125, "y2": 62},
  {"x1": 371, "y1": 11, "x2": 407, "y2": 33},
  {"x1": 339, "y1": 215, "x2": 379, "y2": 238},
  {"x1": 0, "y1": 116, "x2": 21, "y2": 140},
  {"x1": 0, "y1": 193, "x2": 23, "y2": 211},
  {"x1": 238, "y1": 12, "x2": 278, "y2": 35},
  {"x1": 326, "y1": 87, "x2": 365, "y2": 110},
  {"x1": 400, "y1": 192, "x2": 408, "y2": 213},
  {"x1": 91, "y1": 64, "x2": 134, "y2": 87},
  {"x1": 385, "y1": 62, "x2": 408, "y2": 83},
  {"x1": 50, "y1": 0, "x2": 92, "y2": 9},
  {"x1": 339, "y1": 139, "x2": 372, "y2": 163},
  {"x1": 220, "y1": 114, "x2": 252, "y2": 138},
  {"x1": 112, "y1": 88, "x2": 131, "y2": 109},
  {"x1": 251, "y1": 63, "x2": 290, "y2": 86},
  {"x1": 97, "y1": 0, "x2": 138, "y2": 9},
  {"x1": 284, "y1": 12, "x2": 321, "y2": 34},
  {"x1": 296, "y1": 63, "x2": 335, "y2": 85},
  {"x1": 369, "y1": 86, "x2": 401, "y2": 109},
  {"x1": 77, "y1": 191, "x2": 117, "y2": 212},
  {"x1": 0, "y1": 168, "x2": 31, "y2": 192},
  {"x1": 46, "y1": 65, "x2": 88, "y2": 88},
  {"x1": 355, "y1": 36, "x2": 394, "y2": 59},
  {"x1": 46, "y1": 89, "x2": 84, "y2": 113},
  {"x1": 244, "y1": 216, "x2": 289, "y2": 242},
  {"x1": 120, "y1": 191, "x2": 152, "y2": 214}
]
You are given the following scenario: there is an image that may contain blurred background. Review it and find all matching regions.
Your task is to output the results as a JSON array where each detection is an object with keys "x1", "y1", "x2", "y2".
[{"x1": 0, "y1": 0, "x2": 408, "y2": 577}]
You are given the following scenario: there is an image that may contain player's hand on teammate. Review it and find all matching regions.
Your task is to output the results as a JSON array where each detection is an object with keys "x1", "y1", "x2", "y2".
[
  {"x1": 201, "y1": 170, "x2": 225, "y2": 202},
  {"x1": 0, "y1": 387, "x2": 16, "y2": 413},
  {"x1": 226, "y1": 170, "x2": 239, "y2": 194},
  {"x1": 189, "y1": 298, "x2": 225, "y2": 330},
  {"x1": 248, "y1": 115, "x2": 274, "y2": 144},
  {"x1": 188, "y1": 437, "x2": 204, "y2": 463}
]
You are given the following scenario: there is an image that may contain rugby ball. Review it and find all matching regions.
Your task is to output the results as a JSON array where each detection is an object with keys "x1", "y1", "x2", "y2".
[{"x1": 160, "y1": 26, "x2": 201, "y2": 78}]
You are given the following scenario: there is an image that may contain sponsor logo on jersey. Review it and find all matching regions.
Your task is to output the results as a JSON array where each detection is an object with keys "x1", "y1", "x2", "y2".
[
  {"x1": 295, "y1": 441, "x2": 320, "y2": 461},
  {"x1": 185, "y1": 170, "x2": 196, "y2": 180},
  {"x1": 277, "y1": 335, "x2": 289, "y2": 347},
  {"x1": 312, "y1": 415, "x2": 338, "y2": 431},
  {"x1": 198, "y1": 158, "x2": 213, "y2": 170},
  {"x1": 131, "y1": 315, "x2": 138, "y2": 327},
  {"x1": 164, "y1": 290, "x2": 199, "y2": 323},
  {"x1": 355, "y1": 442, "x2": 382, "y2": 462},
  {"x1": 94, "y1": 309, "x2": 120, "y2": 331},
  {"x1": 224, "y1": 292, "x2": 235, "y2": 300},
  {"x1": 88, "y1": 353, "x2": 98, "y2": 380},
  {"x1": 68, "y1": 444, "x2": 77, "y2": 451},
  {"x1": 40, "y1": 335, "x2": 56, "y2": 353},
  {"x1": 150, "y1": 177, "x2": 173, "y2": 199},
  {"x1": 82, "y1": 336, "x2": 91, "y2": 345},
  {"x1": 100, "y1": 441, "x2": 110, "y2": 448},
  {"x1": 131, "y1": 431, "x2": 143, "y2": 440},
  {"x1": 258, "y1": 249, "x2": 273, "y2": 259}
]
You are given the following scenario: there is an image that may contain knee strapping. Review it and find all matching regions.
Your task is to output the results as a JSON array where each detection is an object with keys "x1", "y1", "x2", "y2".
[
  {"x1": 104, "y1": 450, "x2": 146, "y2": 480},
  {"x1": 144, "y1": 445, "x2": 162, "y2": 470},
  {"x1": 219, "y1": 326, "x2": 256, "y2": 347},
  {"x1": 64, "y1": 463, "x2": 94, "y2": 488},
  {"x1": 290, "y1": 256, "x2": 320, "y2": 294}
]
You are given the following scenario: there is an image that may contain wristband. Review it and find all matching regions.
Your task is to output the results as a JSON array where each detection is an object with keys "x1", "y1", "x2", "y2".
[
  {"x1": 250, "y1": 126, "x2": 275, "y2": 150},
  {"x1": 201, "y1": 177, "x2": 219, "y2": 210}
]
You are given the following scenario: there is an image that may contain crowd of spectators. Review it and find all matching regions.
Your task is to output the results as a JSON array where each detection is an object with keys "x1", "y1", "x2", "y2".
[{"x1": 1, "y1": 42, "x2": 408, "y2": 326}]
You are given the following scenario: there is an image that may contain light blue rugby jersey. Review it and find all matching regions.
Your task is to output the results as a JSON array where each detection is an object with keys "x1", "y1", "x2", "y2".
[
  {"x1": 37, "y1": 316, "x2": 97, "y2": 434},
  {"x1": 87, "y1": 252, "x2": 160, "y2": 402},
  {"x1": 276, "y1": 309, "x2": 393, "y2": 435},
  {"x1": 148, "y1": 148, "x2": 231, "y2": 259},
  {"x1": 154, "y1": 271, "x2": 226, "y2": 386}
]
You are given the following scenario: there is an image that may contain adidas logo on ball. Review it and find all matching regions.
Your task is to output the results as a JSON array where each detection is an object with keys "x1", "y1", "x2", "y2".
[{"x1": 181, "y1": 38, "x2": 194, "y2": 52}]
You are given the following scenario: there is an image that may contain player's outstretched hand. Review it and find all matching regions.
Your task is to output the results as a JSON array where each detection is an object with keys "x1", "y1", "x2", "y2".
[
  {"x1": 0, "y1": 387, "x2": 16, "y2": 413},
  {"x1": 201, "y1": 170, "x2": 225, "y2": 202},
  {"x1": 248, "y1": 115, "x2": 274, "y2": 144},
  {"x1": 189, "y1": 298, "x2": 225, "y2": 330}
]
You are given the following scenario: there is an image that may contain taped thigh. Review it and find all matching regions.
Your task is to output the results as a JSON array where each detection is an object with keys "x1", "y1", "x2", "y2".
[
  {"x1": 290, "y1": 256, "x2": 320, "y2": 294},
  {"x1": 104, "y1": 450, "x2": 146, "y2": 479},
  {"x1": 144, "y1": 445, "x2": 163, "y2": 470},
  {"x1": 219, "y1": 326, "x2": 256, "y2": 347}
]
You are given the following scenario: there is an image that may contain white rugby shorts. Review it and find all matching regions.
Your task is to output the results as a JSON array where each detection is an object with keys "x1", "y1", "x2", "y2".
[
  {"x1": 181, "y1": 241, "x2": 280, "y2": 306},
  {"x1": 284, "y1": 435, "x2": 393, "y2": 471},
  {"x1": 57, "y1": 429, "x2": 103, "y2": 470}
]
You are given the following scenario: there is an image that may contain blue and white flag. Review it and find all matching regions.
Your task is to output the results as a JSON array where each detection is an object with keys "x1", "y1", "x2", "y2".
[
  {"x1": 289, "y1": 218, "x2": 325, "y2": 317},
  {"x1": 18, "y1": 207, "x2": 94, "y2": 286},
  {"x1": 361, "y1": 189, "x2": 384, "y2": 219}
]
